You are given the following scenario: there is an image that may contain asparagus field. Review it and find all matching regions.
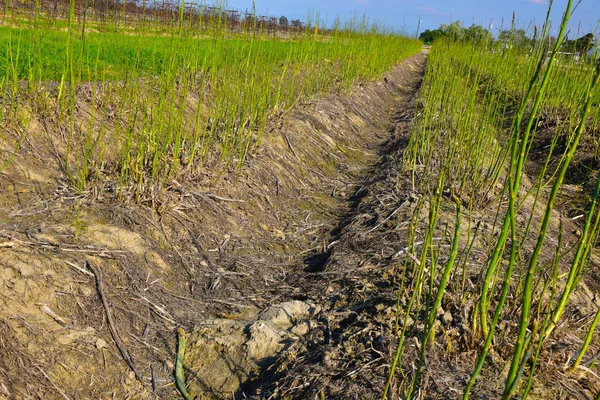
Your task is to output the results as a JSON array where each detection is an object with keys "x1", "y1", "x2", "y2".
[
  {"x1": 0, "y1": 1, "x2": 421, "y2": 195},
  {"x1": 1, "y1": 0, "x2": 600, "y2": 399}
]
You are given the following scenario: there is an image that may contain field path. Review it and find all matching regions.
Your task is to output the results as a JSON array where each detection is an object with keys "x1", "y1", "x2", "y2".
[
  {"x1": 180, "y1": 49, "x2": 429, "y2": 398},
  {"x1": 237, "y1": 49, "x2": 430, "y2": 399}
]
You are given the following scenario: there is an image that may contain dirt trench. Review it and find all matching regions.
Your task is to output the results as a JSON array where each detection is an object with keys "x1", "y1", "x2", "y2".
[{"x1": 0, "y1": 50, "x2": 428, "y2": 399}]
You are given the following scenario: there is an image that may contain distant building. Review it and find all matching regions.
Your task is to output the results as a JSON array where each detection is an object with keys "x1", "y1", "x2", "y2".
[
  {"x1": 555, "y1": 51, "x2": 580, "y2": 62},
  {"x1": 545, "y1": 51, "x2": 583, "y2": 64}
]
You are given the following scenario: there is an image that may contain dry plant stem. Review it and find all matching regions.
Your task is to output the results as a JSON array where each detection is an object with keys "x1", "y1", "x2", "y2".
[
  {"x1": 34, "y1": 364, "x2": 71, "y2": 400},
  {"x1": 85, "y1": 261, "x2": 143, "y2": 385}
]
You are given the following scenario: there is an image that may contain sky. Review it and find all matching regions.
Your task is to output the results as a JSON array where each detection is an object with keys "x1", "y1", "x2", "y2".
[{"x1": 221, "y1": 0, "x2": 600, "y2": 38}]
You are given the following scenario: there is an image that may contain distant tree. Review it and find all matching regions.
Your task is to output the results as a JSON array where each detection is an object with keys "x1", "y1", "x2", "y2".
[
  {"x1": 564, "y1": 33, "x2": 595, "y2": 56},
  {"x1": 419, "y1": 29, "x2": 443, "y2": 45},
  {"x1": 419, "y1": 22, "x2": 490, "y2": 45},
  {"x1": 464, "y1": 24, "x2": 492, "y2": 43},
  {"x1": 439, "y1": 21, "x2": 465, "y2": 41},
  {"x1": 498, "y1": 29, "x2": 531, "y2": 50},
  {"x1": 578, "y1": 33, "x2": 594, "y2": 54},
  {"x1": 279, "y1": 15, "x2": 288, "y2": 27}
]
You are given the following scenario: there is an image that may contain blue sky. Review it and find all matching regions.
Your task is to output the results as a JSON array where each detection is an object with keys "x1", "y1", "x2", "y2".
[{"x1": 222, "y1": 0, "x2": 599, "y2": 38}]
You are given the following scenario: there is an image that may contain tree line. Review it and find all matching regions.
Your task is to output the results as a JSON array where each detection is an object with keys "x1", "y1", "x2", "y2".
[{"x1": 419, "y1": 21, "x2": 597, "y2": 58}]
